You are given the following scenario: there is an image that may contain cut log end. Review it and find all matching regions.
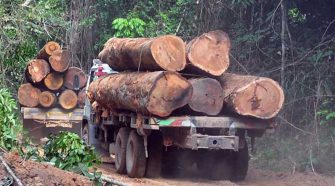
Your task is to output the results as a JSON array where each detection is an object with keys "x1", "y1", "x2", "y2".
[
  {"x1": 151, "y1": 35, "x2": 186, "y2": 71},
  {"x1": 44, "y1": 73, "x2": 64, "y2": 90},
  {"x1": 64, "y1": 67, "x2": 87, "y2": 90},
  {"x1": 39, "y1": 91, "x2": 56, "y2": 108},
  {"x1": 26, "y1": 59, "x2": 50, "y2": 83},
  {"x1": 187, "y1": 30, "x2": 230, "y2": 76},
  {"x1": 49, "y1": 49, "x2": 70, "y2": 72},
  {"x1": 59, "y1": 90, "x2": 78, "y2": 110},
  {"x1": 188, "y1": 78, "x2": 224, "y2": 115},
  {"x1": 44, "y1": 41, "x2": 61, "y2": 56},
  {"x1": 233, "y1": 78, "x2": 284, "y2": 119},
  {"x1": 147, "y1": 72, "x2": 193, "y2": 117},
  {"x1": 18, "y1": 83, "x2": 41, "y2": 107}
]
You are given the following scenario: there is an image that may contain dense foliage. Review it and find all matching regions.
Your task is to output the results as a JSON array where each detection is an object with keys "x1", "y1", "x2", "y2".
[{"x1": 0, "y1": 0, "x2": 334, "y2": 175}]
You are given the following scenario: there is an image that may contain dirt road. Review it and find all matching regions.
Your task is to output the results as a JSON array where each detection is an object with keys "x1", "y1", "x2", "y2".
[{"x1": 98, "y1": 162, "x2": 335, "y2": 186}]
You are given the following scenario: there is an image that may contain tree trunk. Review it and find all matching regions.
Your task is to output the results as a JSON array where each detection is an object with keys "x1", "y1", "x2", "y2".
[
  {"x1": 77, "y1": 88, "x2": 86, "y2": 108},
  {"x1": 64, "y1": 67, "x2": 87, "y2": 90},
  {"x1": 217, "y1": 73, "x2": 285, "y2": 119},
  {"x1": 18, "y1": 83, "x2": 41, "y2": 107},
  {"x1": 87, "y1": 71, "x2": 192, "y2": 117},
  {"x1": 188, "y1": 78, "x2": 224, "y2": 115},
  {"x1": 98, "y1": 35, "x2": 186, "y2": 72},
  {"x1": 25, "y1": 59, "x2": 50, "y2": 83},
  {"x1": 184, "y1": 30, "x2": 230, "y2": 76},
  {"x1": 39, "y1": 91, "x2": 56, "y2": 108},
  {"x1": 44, "y1": 72, "x2": 64, "y2": 91},
  {"x1": 49, "y1": 49, "x2": 70, "y2": 72},
  {"x1": 36, "y1": 41, "x2": 61, "y2": 60},
  {"x1": 59, "y1": 89, "x2": 78, "y2": 110}
]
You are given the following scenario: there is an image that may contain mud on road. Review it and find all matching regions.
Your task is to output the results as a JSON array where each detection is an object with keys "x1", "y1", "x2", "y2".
[{"x1": 97, "y1": 162, "x2": 335, "y2": 186}]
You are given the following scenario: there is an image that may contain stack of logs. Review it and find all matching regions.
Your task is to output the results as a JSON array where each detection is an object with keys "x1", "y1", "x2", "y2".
[
  {"x1": 88, "y1": 30, "x2": 285, "y2": 120},
  {"x1": 18, "y1": 41, "x2": 87, "y2": 110}
]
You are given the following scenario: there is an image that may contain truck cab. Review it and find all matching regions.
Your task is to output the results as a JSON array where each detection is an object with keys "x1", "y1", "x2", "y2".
[{"x1": 82, "y1": 59, "x2": 275, "y2": 180}]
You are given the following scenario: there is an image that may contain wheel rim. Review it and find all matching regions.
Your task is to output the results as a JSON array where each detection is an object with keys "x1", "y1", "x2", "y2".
[{"x1": 126, "y1": 141, "x2": 134, "y2": 172}]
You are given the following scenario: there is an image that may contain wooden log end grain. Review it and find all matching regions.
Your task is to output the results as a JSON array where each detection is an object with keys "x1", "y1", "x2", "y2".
[
  {"x1": 49, "y1": 49, "x2": 70, "y2": 72},
  {"x1": 37, "y1": 41, "x2": 61, "y2": 60},
  {"x1": 188, "y1": 78, "x2": 224, "y2": 115},
  {"x1": 220, "y1": 73, "x2": 285, "y2": 119},
  {"x1": 187, "y1": 30, "x2": 230, "y2": 76},
  {"x1": 150, "y1": 35, "x2": 186, "y2": 71},
  {"x1": 59, "y1": 90, "x2": 78, "y2": 110},
  {"x1": 18, "y1": 83, "x2": 41, "y2": 107},
  {"x1": 44, "y1": 72, "x2": 64, "y2": 91},
  {"x1": 147, "y1": 71, "x2": 192, "y2": 117},
  {"x1": 39, "y1": 91, "x2": 56, "y2": 108},
  {"x1": 64, "y1": 67, "x2": 87, "y2": 90},
  {"x1": 26, "y1": 59, "x2": 50, "y2": 83}
]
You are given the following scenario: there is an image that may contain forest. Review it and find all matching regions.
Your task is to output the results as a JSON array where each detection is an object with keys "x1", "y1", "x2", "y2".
[{"x1": 0, "y1": 0, "x2": 335, "y2": 181}]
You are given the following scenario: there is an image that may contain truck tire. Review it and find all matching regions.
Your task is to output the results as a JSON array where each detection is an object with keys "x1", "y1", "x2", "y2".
[
  {"x1": 230, "y1": 139, "x2": 249, "y2": 181},
  {"x1": 126, "y1": 130, "x2": 147, "y2": 178},
  {"x1": 81, "y1": 123, "x2": 89, "y2": 145},
  {"x1": 115, "y1": 128, "x2": 130, "y2": 174},
  {"x1": 145, "y1": 132, "x2": 162, "y2": 178}
]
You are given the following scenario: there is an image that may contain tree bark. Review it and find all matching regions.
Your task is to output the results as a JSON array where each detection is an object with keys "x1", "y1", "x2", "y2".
[
  {"x1": 44, "y1": 72, "x2": 64, "y2": 91},
  {"x1": 98, "y1": 35, "x2": 186, "y2": 72},
  {"x1": 49, "y1": 49, "x2": 70, "y2": 72},
  {"x1": 184, "y1": 30, "x2": 230, "y2": 76},
  {"x1": 36, "y1": 41, "x2": 61, "y2": 60},
  {"x1": 39, "y1": 91, "x2": 56, "y2": 108},
  {"x1": 217, "y1": 73, "x2": 284, "y2": 119},
  {"x1": 188, "y1": 78, "x2": 224, "y2": 115},
  {"x1": 64, "y1": 67, "x2": 87, "y2": 90},
  {"x1": 87, "y1": 71, "x2": 192, "y2": 117},
  {"x1": 18, "y1": 83, "x2": 41, "y2": 107},
  {"x1": 25, "y1": 59, "x2": 50, "y2": 83},
  {"x1": 59, "y1": 89, "x2": 78, "y2": 110}
]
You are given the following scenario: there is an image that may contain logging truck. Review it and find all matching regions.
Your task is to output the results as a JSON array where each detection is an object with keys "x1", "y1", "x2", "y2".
[{"x1": 81, "y1": 60, "x2": 276, "y2": 181}]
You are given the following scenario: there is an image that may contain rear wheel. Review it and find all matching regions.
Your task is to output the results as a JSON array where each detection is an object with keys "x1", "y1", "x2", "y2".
[
  {"x1": 126, "y1": 130, "x2": 147, "y2": 178},
  {"x1": 115, "y1": 128, "x2": 130, "y2": 174},
  {"x1": 145, "y1": 132, "x2": 162, "y2": 178},
  {"x1": 81, "y1": 123, "x2": 89, "y2": 145},
  {"x1": 230, "y1": 139, "x2": 249, "y2": 181}
]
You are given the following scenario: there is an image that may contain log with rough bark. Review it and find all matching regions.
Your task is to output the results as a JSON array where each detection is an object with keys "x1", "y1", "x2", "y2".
[
  {"x1": 59, "y1": 89, "x2": 78, "y2": 110},
  {"x1": 64, "y1": 67, "x2": 87, "y2": 90},
  {"x1": 87, "y1": 71, "x2": 193, "y2": 117},
  {"x1": 39, "y1": 91, "x2": 56, "y2": 108},
  {"x1": 44, "y1": 72, "x2": 64, "y2": 91},
  {"x1": 18, "y1": 83, "x2": 41, "y2": 107},
  {"x1": 36, "y1": 41, "x2": 61, "y2": 60},
  {"x1": 98, "y1": 35, "x2": 186, "y2": 72},
  {"x1": 25, "y1": 59, "x2": 50, "y2": 83},
  {"x1": 185, "y1": 30, "x2": 230, "y2": 76},
  {"x1": 49, "y1": 49, "x2": 70, "y2": 72},
  {"x1": 187, "y1": 78, "x2": 224, "y2": 115},
  {"x1": 217, "y1": 73, "x2": 285, "y2": 119}
]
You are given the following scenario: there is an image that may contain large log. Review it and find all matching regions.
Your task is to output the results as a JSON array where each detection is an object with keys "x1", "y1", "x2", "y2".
[
  {"x1": 98, "y1": 35, "x2": 186, "y2": 72},
  {"x1": 218, "y1": 73, "x2": 285, "y2": 119},
  {"x1": 44, "y1": 72, "x2": 64, "y2": 91},
  {"x1": 39, "y1": 91, "x2": 56, "y2": 108},
  {"x1": 18, "y1": 83, "x2": 41, "y2": 107},
  {"x1": 49, "y1": 49, "x2": 70, "y2": 72},
  {"x1": 87, "y1": 71, "x2": 193, "y2": 117},
  {"x1": 188, "y1": 78, "x2": 224, "y2": 115},
  {"x1": 25, "y1": 59, "x2": 50, "y2": 83},
  {"x1": 64, "y1": 67, "x2": 87, "y2": 90},
  {"x1": 59, "y1": 90, "x2": 78, "y2": 110},
  {"x1": 36, "y1": 41, "x2": 61, "y2": 60},
  {"x1": 185, "y1": 30, "x2": 230, "y2": 76}
]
